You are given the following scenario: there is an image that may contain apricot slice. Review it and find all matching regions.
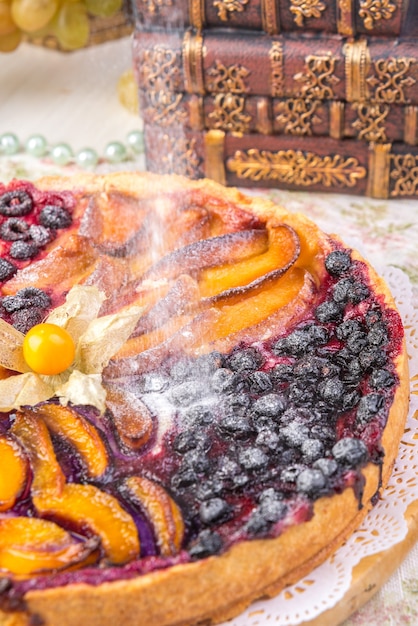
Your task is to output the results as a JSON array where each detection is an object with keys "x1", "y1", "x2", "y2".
[
  {"x1": 133, "y1": 275, "x2": 200, "y2": 336},
  {"x1": 199, "y1": 223, "x2": 300, "y2": 297},
  {"x1": 29, "y1": 404, "x2": 109, "y2": 479},
  {"x1": 125, "y1": 476, "x2": 184, "y2": 557},
  {"x1": 115, "y1": 314, "x2": 194, "y2": 358},
  {"x1": 79, "y1": 191, "x2": 147, "y2": 251},
  {"x1": 11, "y1": 411, "x2": 65, "y2": 498},
  {"x1": 33, "y1": 483, "x2": 139, "y2": 565},
  {"x1": 0, "y1": 436, "x2": 28, "y2": 511},
  {"x1": 2, "y1": 235, "x2": 97, "y2": 296},
  {"x1": 105, "y1": 387, "x2": 154, "y2": 450},
  {"x1": 192, "y1": 267, "x2": 307, "y2": 345},
  {"x1": 142, "y1": 229, "x2": 268, "y2": 283},
  {"x1": 0, "y1": 517, "x2": 99, "y2": 577}
]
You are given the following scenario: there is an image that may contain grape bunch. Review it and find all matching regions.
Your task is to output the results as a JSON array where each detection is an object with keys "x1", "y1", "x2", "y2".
[{"x1": 0, "y1": 0, "x2": 123, "y2": 53}]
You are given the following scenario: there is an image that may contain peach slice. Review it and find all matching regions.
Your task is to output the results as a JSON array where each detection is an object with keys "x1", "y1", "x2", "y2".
[
  {"x1": 142, "y1": 229, "x2": 268, "y2": 283},
  {"x1": 78, "y1": 191, "x2": 147, "y2": 251},
  {"x1": 115, "y1": 314, "x2": 194, "y2": 358},
  {"x1": 0, "y1": 436, "x2": 28, "y2": 511},
  {"x1": 105, "y1": 308, "x2": 221, "y2": 380},
  {"x1": 133, "y1": 275, "x2": 200, "y2": 335},
  {"x1": 11, "y1": 411, "x2": 65, "y2": 498},
  {"x1": 125, "y1": 476, "x2": 184, "y2": 557},
  {"x1": 105, "y1": 387, "x2": 154, "y2": 450},
  {"x1": 199, "y1": 223, "x2": 300, "y2": 298},
  {"x1": 2, "y1": 235, "x2": 97, "y2": 296},
  {"x1": 28, "y1": 404, "x2": 109, "y2": 479},
  {"x1": 81, "y1": 255, "x2": 132, "y2": 301},
  {"x1": 192, "y1": 270, "x2": 317, "y2": 355},
  {"x1": 0, "y1": 517, "x2": 99, "y2": 577},
  {"x1": 191, "y1": 267, "x2": 308, "y2": 346},
  {"x1": 33, "y1": 483, "x2": 140, "y2": 565}
]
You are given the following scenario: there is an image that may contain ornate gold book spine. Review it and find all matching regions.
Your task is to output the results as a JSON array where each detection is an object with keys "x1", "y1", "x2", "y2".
[{"x1": 133, "y1": 0, "x2": 410, "y2": 36}]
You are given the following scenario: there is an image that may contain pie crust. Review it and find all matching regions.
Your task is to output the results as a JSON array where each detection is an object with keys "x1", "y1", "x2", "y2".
[{"x1": 0, "y1": 172, "x2": 409, "y2": 626}]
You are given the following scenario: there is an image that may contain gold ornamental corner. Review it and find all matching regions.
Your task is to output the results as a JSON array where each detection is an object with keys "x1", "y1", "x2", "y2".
[{"x1": 226, "y1": 148, "x2": 367, "y2": 188}]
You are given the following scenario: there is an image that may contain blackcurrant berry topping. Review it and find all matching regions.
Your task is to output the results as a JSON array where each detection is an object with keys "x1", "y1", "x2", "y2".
[
  {"x1": 0, "y1": 258, "x2": 17, "y2": 282},
  {"x1": 228, "y1": 347, "x2": 263, "y2": 373},
  {"x1": 29, "y1": 224, "x2": 55, "y2": 247},
  {"x1": 39, "y1": 205, "x2": 72, "y2": 229},
  {"x1": 332, "y1": 437, "x2": 368, "y2": 466},
  {"x1": 0, "y1": 190, "x2": 33, "y2": 217},
  {"x1": 199, "y1": 497, "x2": 231, "y2": 525},
  {"x1": 11, "y1": 308, "x2": 44, "y2": 333},
  {"x1": 325, "y1": 250, "x2": 352, "y2": 276},
  {"x1": 0, "y1": 218, "x2": 29, "y2": 241},
  {"x1": 369, "y1": 369, "x2": 396, "y2": 389},
  {"x1": 2, "y1": 287, "x2": 51, "y2": 312},
  {"x1": 296, "y1": 468, "x2": 326, "y2": 496},
  {"x1": 9, "y1": 240, "x2": 39, "y2": 260},
  {"x1": 315, "y1": 300, "x2": 344, "y2": 324},
  {"x1": 189, "y1": 530, "x2": 223, "y2": 559},
  {"x1": 356, "y1": 393, "x2": 385, "y2": 424}
]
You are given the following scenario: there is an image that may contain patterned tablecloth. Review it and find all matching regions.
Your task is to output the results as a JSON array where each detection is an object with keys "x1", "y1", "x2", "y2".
[{"x1": 1, "y1": 37, "x2": 418, "y2": 626}]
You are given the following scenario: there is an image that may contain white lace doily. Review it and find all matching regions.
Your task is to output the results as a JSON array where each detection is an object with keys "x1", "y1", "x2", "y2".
[{"x1": 222, "y1": 265, "x2": 418, "y2": 626}]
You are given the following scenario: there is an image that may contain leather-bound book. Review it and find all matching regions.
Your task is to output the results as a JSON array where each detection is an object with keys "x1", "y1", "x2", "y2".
[
  {"x1": 133, "y1": 29, "x2": 418, "y2": 105},
  {"x1": 142, "y1": 123, "x2": 418, "y2": 199},
  {"x1": 132, "y1": 0, "x2": 414, "y2": 37},
  {"x1": 139, "y1": 90, "x2": 418, "y2": 146}
]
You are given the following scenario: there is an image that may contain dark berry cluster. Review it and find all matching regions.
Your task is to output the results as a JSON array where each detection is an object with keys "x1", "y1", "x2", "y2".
[
  {"x1": 0, "y1": 186, "x2": 73, "y2": 279},
  {"x1": 0, "y1": 287, "x2": 51, "y2": 333},
  {"x1": 132, "y1": 247, "x2": 397, "y2": 558}
]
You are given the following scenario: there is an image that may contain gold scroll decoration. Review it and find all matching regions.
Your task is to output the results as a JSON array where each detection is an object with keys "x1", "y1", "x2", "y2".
[
  {"x1": 150, "y1": 132, "x2": 201, "y2": 179},
  {"x1": 137, "y1": 0, "x2": 173, "y2": 14},
  {"x1": 274, "y1": 99, "x2": 322, "y2": 136},
  {"x1": 189, "y1": 0, "x2": 205, "y2": 28},
  {"x1": 351, "y1": 102, "x2": 390, "y2": 142},
  {"x1": 359, "y1": 0, "x2": 398, "y2": 30},
  {"x1": 213, "y1": 0, "x2": 249, "y2": 21},
  {"x1": 390, "y1": 153, "x2": 418, "y2": 197},
  {"x1": 289, "y1": 0, "x2": 327, "y2": 27},
  {"x1": 139, "y1": 46, "x2": 186, "y2": 127},
  {"x1": 270, "y1": 41, "x2": 285, "y2": 97},
  {"x1": 294, "y1": 53, "x2": 340, "y2": 100},
  {"x1": 206, "y1": 61, "x2": 251, "y2": 135},
  {"x1": 367, "y1": 58, "x2": 416, "y2": 104},
  {"x1": 337, "y1": 0, "x2": 355, "y2": 36},
  {"x1": 209, "y1": 94, "x2": 252, "y2": 134},
  {"x1": 227, "y1": 148, "x2": 366, "y2": 188},
  {"x1": 206, "y1": 60, "x2": 250, "y2": 94}
]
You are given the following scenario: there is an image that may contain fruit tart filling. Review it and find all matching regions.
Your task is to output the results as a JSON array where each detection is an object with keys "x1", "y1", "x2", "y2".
[{"x1": 0, "y1": 180, "x2": 404, "y2": 606}]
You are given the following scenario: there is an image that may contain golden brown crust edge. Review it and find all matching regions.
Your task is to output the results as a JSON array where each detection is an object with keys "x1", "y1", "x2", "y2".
[{"x1": 0, "y1": 173, "x2": 410, "y2": 626}]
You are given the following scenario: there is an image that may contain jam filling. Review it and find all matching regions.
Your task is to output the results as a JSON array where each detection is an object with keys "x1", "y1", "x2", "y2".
[{"x1": 0, "y1": 184, "x2": 404, "y2": 604}]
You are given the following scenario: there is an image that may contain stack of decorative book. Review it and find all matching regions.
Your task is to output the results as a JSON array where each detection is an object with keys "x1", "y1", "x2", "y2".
[{"x1": 132, "y1": 0, "x2": 418, "y2": 198}]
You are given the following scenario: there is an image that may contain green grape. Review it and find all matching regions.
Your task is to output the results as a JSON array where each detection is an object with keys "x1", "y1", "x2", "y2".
[
  {"x1": 11, "y1": 0, "x2": 58, "y2": 33},
  {"x1": 84, "y1": 0, "x2": 123, "y2": 18},
  {"x1": 0, "y1": 27, "x2": 21, "y2": 52},
  {"x1": 0, "y1": 2, "x2": 15, "y2": 37},
  {"x1": 51, "y1": 2, "x2": 89, "y2": 50}
]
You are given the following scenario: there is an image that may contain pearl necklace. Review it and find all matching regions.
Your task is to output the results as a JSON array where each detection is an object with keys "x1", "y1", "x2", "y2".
[{"x1": 0, "y1": 131, "x2": 144, "y2": 168}]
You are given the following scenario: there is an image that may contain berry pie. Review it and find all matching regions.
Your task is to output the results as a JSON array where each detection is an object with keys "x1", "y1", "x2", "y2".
[{"x1": 0, "y1": 173, "x2": 409, "y2": 626}]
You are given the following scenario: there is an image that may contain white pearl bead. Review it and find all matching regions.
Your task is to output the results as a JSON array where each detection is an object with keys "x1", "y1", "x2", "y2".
[
  {"x1": 51, "y1": 143, "x2": 73, "y2": 166},
  {"x1": 0, "y1": 133, "x2": 20, "y2": 155},
  {"x1": 25, "y1": 135, "x2": 48, "y2": 158},
  {"x1": 126, "y1": 130, "x2": 144, "y2": 154},
  {"x1": 76, "y1": 148, "x2": 99, "y2": 168},
  {"x1": 104, "y1": 141, "x2": 127, "y2": 163}
]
